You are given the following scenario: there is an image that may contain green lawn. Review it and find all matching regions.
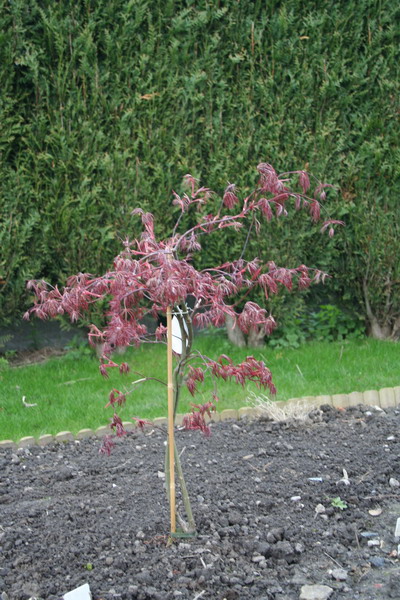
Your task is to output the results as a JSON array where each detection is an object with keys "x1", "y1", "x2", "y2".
[{"x1": 0, "y1": 332, "x2": 399, "y2": 441}]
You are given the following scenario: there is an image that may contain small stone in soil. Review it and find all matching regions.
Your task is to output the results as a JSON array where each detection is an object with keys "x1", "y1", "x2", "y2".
[
  {"x1": 370, "y1": 556, "x2": 387, "y2": 568},
  {"x1": 295, "y1": 542, "x2": 305, "y2": 554},
  {"x1": 395, "y1": 517, "x2": 400, "y2": 537},
  {"x1": 300, "y1": 583, "x2": 333, "y2": 600},
  {"x1": 367, "y1": 539, "x2": 380, "y2": 547},
  {"x1": 330, "y1": 567, "x2": 348, "y2": 581},
  {"x1": 360, "y1": 531, "x2": 379, "y2": 538},
  {"x1": 252, "y1": 554, "x2": 264, "y2": 563}
]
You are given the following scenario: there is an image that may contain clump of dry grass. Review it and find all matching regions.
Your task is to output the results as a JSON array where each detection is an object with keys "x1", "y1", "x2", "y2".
[{"x1": 247, "y1": 392, "x2": 312, "y2": 422}]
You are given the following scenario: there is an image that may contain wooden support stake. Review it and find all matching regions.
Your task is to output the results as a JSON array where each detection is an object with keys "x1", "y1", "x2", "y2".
[{"x1": 166, "y1": 304, "x2": 176, "y2": 533}]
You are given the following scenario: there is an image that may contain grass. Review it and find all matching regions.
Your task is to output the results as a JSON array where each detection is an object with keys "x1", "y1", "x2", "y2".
[{"x1": 0, "y1": 331, "x2": 399, "y2": 441}]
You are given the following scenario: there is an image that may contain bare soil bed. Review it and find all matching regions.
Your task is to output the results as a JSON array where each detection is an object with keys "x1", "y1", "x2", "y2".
[
  {"x1": 7, "y1": 347, "x2": 68, "y2": 367},
  {"x1": 1, "y1": 404, "x2": 400, "y2": 600}
]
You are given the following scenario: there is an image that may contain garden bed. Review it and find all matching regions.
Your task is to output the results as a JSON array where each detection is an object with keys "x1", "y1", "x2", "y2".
[{"x1": 1, "y1": 405, "x2": 399, "y2": 599}]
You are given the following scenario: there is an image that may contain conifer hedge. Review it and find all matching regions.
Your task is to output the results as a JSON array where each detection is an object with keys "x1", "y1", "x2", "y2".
[{"x1": 1, "y1": 0, "x2": 399, "y2": 336}]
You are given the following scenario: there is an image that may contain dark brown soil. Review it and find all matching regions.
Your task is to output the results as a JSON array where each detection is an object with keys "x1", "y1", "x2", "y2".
[
  {"x1": 6, "y1": 347, "x2": 68, "y2": 367},
  {"x1": 1, "y1": 405, "x2": 400, "y2": 600}
]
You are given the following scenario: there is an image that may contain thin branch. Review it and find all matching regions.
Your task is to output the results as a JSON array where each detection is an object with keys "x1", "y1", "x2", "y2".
[
  {"x1": 127, "y1": 375, "x2": 167, "y2": 389},
  {"x1": 239, "y1": 212, "x2": 256, "y2": 261}
]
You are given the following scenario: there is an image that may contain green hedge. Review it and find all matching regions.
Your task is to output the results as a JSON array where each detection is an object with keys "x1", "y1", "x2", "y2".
[{"x1": 1, "y1": 0, "x2": 399, "y2": 334}]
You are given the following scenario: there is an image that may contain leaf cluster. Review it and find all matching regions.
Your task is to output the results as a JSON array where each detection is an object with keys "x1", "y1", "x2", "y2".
[{"x1": 26, "y1": 163, "x2": 339, "y2": 421}]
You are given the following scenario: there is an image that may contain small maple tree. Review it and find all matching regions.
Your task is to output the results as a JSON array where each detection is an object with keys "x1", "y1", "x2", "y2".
[{"x1": 26, "y1": 162, "x2": 342, "y2": 533}]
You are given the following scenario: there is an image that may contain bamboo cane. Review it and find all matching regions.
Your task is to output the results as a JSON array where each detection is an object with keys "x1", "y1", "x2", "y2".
[{"x1": 166, "y1": 304, "x2": 176, "y2": 533}]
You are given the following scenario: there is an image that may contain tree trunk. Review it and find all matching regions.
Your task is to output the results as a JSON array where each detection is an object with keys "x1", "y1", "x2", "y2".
[
  {"x1": 368, "y1": 319, "x2": 392, "y2": 340},
  {"x1": 363, "y1": 279, "x2": 393, "y2": 340},
  {"x1": 225, "y1": 315, "x2": 246, "y2": 347},
  {"x1": 390, "y1": 316, "x2": 400, "y2": 340},
  {"x1": 247, "y1": 325, "x2": 266, "y2": 348}
]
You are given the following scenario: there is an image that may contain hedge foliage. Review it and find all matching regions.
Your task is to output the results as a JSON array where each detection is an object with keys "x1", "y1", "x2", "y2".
[{"x1": 1, "y1": 0, "x2": 399, "y2": 334}]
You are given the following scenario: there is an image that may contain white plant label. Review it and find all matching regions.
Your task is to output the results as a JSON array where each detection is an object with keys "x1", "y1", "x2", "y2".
[{"x1": 171, "y1": 314, "x2": 188, "y2": 355}]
